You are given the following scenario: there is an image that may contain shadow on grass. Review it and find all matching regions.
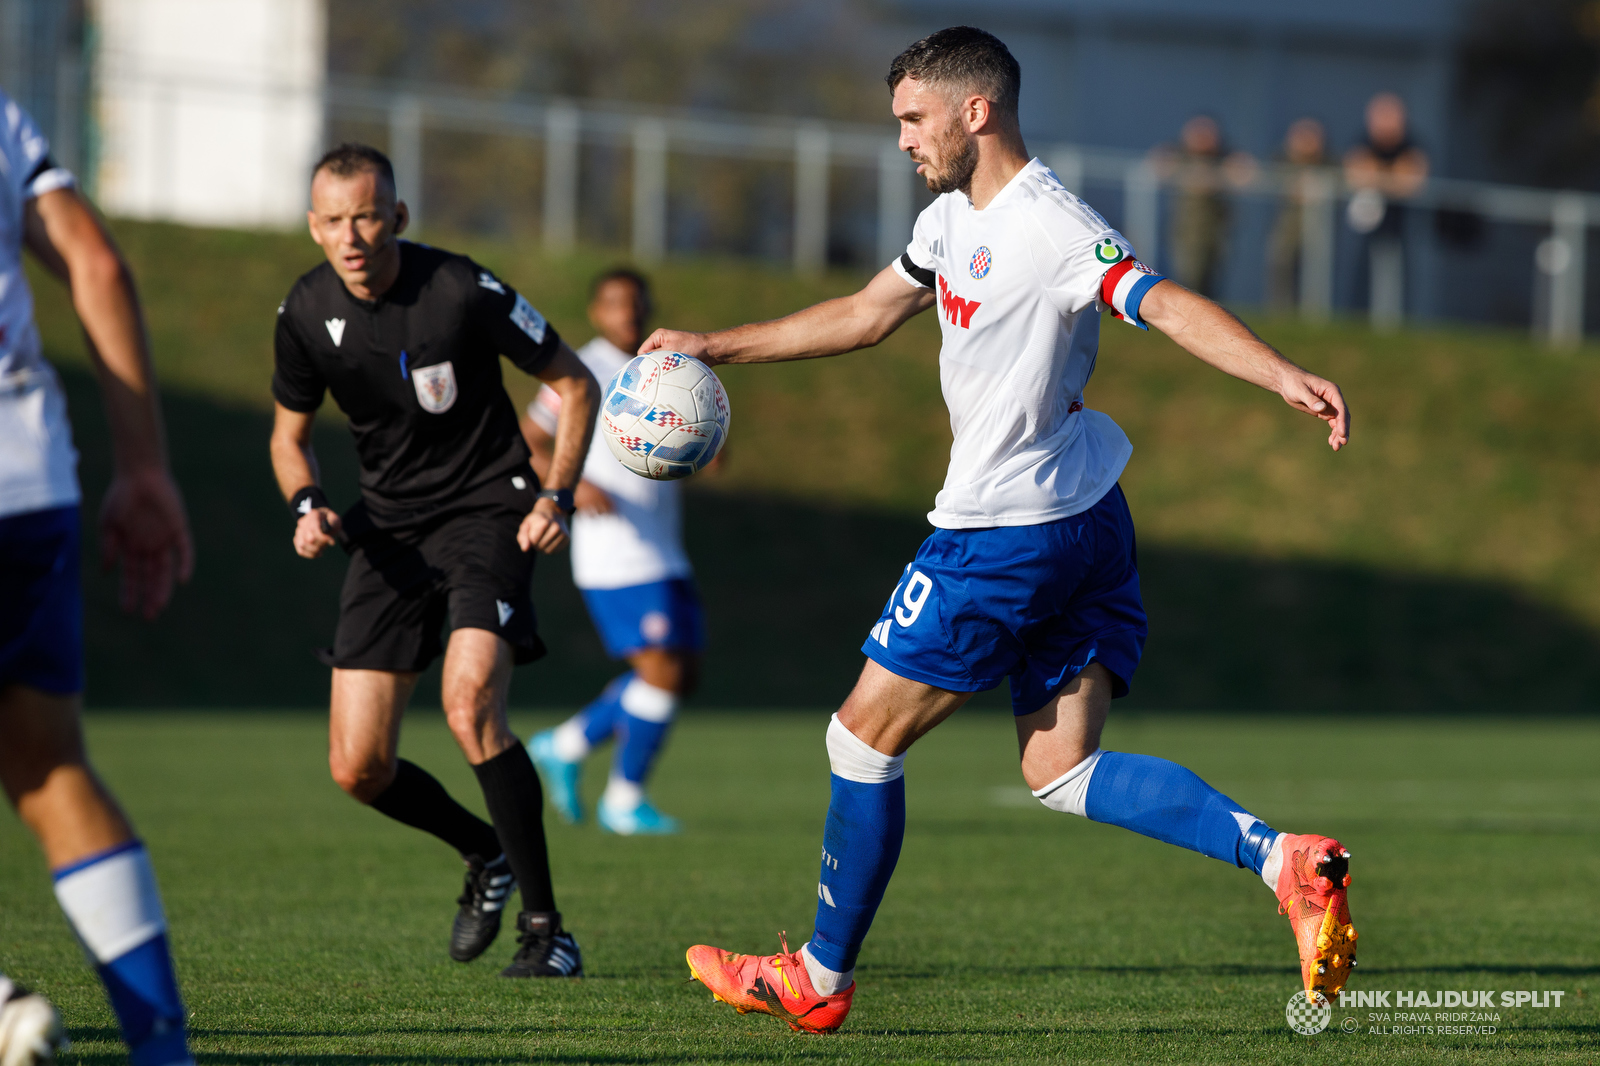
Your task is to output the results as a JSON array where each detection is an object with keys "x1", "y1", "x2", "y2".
[{"x1": 62, "y1": 365, "x2": 1600, "y2": 711}]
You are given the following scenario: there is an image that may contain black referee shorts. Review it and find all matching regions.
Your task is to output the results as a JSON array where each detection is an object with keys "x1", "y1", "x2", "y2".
[{"x1": 320, "y1": 473, "x2": 547, "y2": 672}]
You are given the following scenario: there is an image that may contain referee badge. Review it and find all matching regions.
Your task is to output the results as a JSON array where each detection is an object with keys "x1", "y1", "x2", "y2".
[{"x1": 412, "y1": 361, "x2": 458, "y2": 413}]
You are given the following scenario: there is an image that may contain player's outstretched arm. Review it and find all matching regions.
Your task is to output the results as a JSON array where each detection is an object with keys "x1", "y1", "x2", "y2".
[
  {"x1": 1139, "y1": 279, "x2": 1351, "y2": 451},
  {"x1": 269, "y1": 404, "x2": 342, "y2": 559},
  {"x1": 23, "y1": 187, "x2": 194, "y2": 618},
  {"x1": 639, "y1": 263, "x2": 935, "y2": 366},
  {"x1": 518, "y1": 341, "x2": 600, "y2": 554}
]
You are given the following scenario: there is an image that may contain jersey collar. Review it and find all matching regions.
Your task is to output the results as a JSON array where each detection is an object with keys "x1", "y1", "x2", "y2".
[{"x1": 964, "y1": 157, "x2": 1048, "y2": 213}]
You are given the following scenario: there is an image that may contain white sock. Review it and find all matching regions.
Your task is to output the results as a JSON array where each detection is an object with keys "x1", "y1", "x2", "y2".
[
  {"x1": 53, "y1": 843, "x2": 167, "y2": 964},
  {"x1": 825, "y1": 714, "x2": 904, "y2": 782},
  {"x1": 800, "y1": 942, "x2": 852, "y2": 995},
  {"x1": 551, "y1": 719, "x2": 590, "y2": 762},
  {"x1": 1031, "y1": 749, "x2": 1104, "y2": 816},
  {"x1": 619, "y1": 677, "x2": 677, "y2": 722},
  {"x1": 601, "y1": 775, "x2": 643, "y2": 812},
  {"x1": 1260, "y1": 834, "x2": 1286, "y2": 891}
]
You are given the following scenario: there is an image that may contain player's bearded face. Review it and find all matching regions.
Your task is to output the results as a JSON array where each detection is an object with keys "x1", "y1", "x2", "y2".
[{"x1": 920, "y1": 114, "x2": 978, "y2": 195}]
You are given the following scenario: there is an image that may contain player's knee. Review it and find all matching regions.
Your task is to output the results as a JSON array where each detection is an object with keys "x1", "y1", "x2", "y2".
[
  {"x1": 441, "y1": 684, "x2": 499, "y2": 740},
  {"x1": 329, "y1": 753, "x2": 395, "y2": 803},
  {"x1": 826, "y1": 713, "x2": 905, "y2": 782},
  {"x1": 1032, "y1": 748, "x2": 1103, "y2": 816}
]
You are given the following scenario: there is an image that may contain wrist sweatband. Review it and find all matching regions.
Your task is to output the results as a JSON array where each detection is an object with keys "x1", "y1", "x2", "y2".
[{"x1": 289, "y1": 485, "x2": 331, "y2": 518}]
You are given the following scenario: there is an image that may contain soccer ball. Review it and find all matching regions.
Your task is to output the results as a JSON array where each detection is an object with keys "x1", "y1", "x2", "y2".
[{"x1": 599, "y1": 351, "x2": 730, "y2": 480}]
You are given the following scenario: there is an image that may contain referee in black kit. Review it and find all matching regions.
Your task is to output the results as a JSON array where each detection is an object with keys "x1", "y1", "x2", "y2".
[{"x1": 269, "y1": 144, "x2": 598, "y2": 977}]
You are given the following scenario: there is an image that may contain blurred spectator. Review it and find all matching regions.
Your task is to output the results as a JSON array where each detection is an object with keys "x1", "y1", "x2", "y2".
[
  {"x1": 1150, "y1": 115, "x2": 1255, "y2": 298},
  {"x1": 1265, "y1": 118, "x2": 1329, "y2": 311},
  {"x1": 1344, "y1": 93, "x2": 1429, "y2": 325}
]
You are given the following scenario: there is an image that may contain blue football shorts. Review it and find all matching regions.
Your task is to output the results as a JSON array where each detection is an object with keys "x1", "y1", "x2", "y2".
[
  {"x1": 581, "y1": 577, "x2": 706, "y2": 659},
  {"x1": 861, "y1": 483, "x2": 1147, "y2": 715},
  {"x1": 0, "y1": 505, "x2": 85, "y2": 695}
]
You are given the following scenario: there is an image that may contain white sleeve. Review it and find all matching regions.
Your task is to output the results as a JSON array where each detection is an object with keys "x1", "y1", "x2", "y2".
[
  {"x1": 1027, "y1": 199, "x2": 1163, "y2": 329},
  {"x1": 3, "y1": 95, "x2": 75, "y2": 202},
  {"x1": 526, "y1": 384, "x2": 561, "y2": 434},
  {"x1": 889, "y1": 206, "x2": 939, "y2": 289}
]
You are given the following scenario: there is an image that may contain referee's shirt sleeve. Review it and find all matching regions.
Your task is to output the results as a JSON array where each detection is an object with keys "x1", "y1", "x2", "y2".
[
  {"x1": 470, "y1": 264, "x2": 562, "y2": 375},
  {"x1": 271, "y1": 295, "x2": 326, "y2": 411}
]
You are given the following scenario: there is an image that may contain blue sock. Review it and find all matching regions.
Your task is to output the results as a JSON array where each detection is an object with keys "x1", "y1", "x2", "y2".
[
  {"x1": 1084, "y1": 752, "x2": 1279, "y2": 873},
  {"x1": 576, "y1": 672, "x2": 632, "y2": 749},
  {"x1": 53, "y1": 842, "x2": 189, "y2": 1066},
  {"x1": 615, "y1": 713, "x2": 671, "y2": 783},
  {"x1": 612, "y1": 676, "x2": 679, "y2": 789},
  {"x1": 810, "y1": 773, "x2": 906, "y2": 973},
  {"x1": 98, "y1": 935, "x2": 189, "y2": 1066}
]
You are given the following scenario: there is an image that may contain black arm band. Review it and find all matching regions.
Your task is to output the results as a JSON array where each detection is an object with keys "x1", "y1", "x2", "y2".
[
  {"x1": 899, "y1": 253, "x2": 935, "y2": 288},
  {"x1": 537, "y1": 487, "x2": 575, "y2": 515},
  {"x1": 289, "y1": 485, "x2": 331, "y2": 518}
]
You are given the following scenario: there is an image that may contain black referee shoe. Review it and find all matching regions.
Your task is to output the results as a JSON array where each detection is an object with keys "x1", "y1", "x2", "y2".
[
  {"x1": 501, "y1": 911, "x2": 583, "y2": 977},
  {"x1": 450, "y1": 854, "x2": 515, "y2": 962}
]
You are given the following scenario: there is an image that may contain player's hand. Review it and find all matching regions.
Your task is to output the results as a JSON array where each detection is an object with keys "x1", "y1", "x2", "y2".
[
  {"x1": 639, "y1": 328, "x2": 716, "y2": 365},
  {"x1": 518, "y1": 497, "x2": 570, "y2": 554},
  {"x1": 574, "y1": 480, "x2": 614, "y2": 515},
  {"x1": 99, "y1": 466, "x2": 194, "y2": 620},
  {"x1": 293, "y1": 507, "x2": 341, "y2": 559},
  {"x1": 1278, "y1": 368, "x2": 1351, "y2": 451}
]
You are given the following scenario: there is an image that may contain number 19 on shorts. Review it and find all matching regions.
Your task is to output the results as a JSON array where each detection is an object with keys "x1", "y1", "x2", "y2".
[{"x1": 868, "y1": 566, "x2": 932, "y2": 647}]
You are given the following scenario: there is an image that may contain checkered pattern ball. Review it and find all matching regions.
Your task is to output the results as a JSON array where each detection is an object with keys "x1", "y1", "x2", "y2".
[{"x1": 600, "y1": 351, "x2": 730, "y2": 480}]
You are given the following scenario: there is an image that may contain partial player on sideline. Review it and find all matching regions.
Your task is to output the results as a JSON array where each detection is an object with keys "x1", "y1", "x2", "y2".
[
  {"x1": 522, "y1": 269, "x2": 706, "y2": 836},
  {"x1": 269, "y1": 144, "x2": 599, "y2": 977},
  {"x1": 648, "y1": 28, "x2": 1358, "y2": 1033},
  {"x1": 0, "y1": 90, "x2": 195, "y2": 1066}
]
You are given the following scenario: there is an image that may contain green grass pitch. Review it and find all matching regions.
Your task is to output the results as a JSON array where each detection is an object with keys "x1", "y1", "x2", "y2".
[{"x1": 1, "y1": 710, "x2": 1594, "y2": 1063}]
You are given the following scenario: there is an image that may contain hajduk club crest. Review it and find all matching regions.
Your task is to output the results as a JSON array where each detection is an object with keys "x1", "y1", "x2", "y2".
[{"x1": 412, "y1": 361, "x2": 458, "y2": 413}]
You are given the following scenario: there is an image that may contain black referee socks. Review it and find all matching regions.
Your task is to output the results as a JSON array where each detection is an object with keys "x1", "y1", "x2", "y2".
[
  {"x1": 472, "y1": 744, "x2": 558, "y2": 914},
  {"x1": 370, "y1": 759, "x2": 503, "y2": 862}
]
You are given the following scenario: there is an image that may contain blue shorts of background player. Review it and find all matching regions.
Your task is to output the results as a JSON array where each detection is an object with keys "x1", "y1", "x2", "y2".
[
  {"x1": 0, "y1": 506, "x2": 86, "y2": 694},
  {"x1": 863, "y1": 484, "x2": 1148, "y2": 715},
  {"x1": 529, "y1": 577, "x2": 705, "y2": 835},
  {"x1": 581, "y1": 577, "x2": 706, "y2": 660}
]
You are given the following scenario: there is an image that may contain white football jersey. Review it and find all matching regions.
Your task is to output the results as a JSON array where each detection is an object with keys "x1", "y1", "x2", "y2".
[
  {"x1": 528, "y1": 336, "x2": 692, "y2": 590},
  {"x1": 0, "y1": 91, "x2": 80, "y2": 520},
  {"x1": 891, "y1": 157, "x2": 1162, "y2": 530}
]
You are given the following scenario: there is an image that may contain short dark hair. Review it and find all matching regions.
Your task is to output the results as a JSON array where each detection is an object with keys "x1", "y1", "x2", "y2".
[
  {"x1": 312, "y1": 142, "x2": 396, "y2": 192},
  {"x1": 589, "y1": 267, "x2": 653, "y2": 315},
  {"x1": 886, "y1": 26, "x2": 1021, "y2": 116}
]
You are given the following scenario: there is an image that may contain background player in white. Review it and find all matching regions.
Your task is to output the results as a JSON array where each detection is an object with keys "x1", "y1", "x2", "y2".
[
  {"x1": 650, "y1": 28, "x2": 1358, "y2": 1034},
  {"x1": 0, "y1": 91, "x2": 195, "y2": 1065},
  {"x1": 523, "y1": 269, "x2": 705, "y2": 836}
]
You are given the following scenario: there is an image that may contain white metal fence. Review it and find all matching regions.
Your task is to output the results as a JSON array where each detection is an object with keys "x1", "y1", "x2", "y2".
[{"x1": 322, "y1": 78, "x2": 1597, "y2": 349}]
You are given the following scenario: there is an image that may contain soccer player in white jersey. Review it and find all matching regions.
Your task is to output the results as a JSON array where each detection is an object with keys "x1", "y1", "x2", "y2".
[
  {"x1": 0, "y1": 91, "x2": 195, "y2": 1065},
  {"x1": 648, "y1": 28, "x2": 1358, "y2": 1034},
  {"x1": 523, "y1": 269, "x2": 703, "y2": 835}
]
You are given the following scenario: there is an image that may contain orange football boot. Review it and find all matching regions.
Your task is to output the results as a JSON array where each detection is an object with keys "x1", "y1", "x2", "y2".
[
  {"x1": 686, "y1": 933, "x2": 855, "y2": 1034},
  {"x1": 1274, "y1": 833, "x2": 1358, "y2": 1000}
]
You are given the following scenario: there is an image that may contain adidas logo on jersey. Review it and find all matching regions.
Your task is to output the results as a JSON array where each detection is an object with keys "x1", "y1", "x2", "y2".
[{"x1": 937, "y1": 275, "x2": 981, "y2": 329}]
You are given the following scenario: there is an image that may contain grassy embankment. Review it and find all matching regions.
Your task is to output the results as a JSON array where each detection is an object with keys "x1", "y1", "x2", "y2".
[{"x1": 29, "y1": 220, "x2": 1600, "y2": 709}]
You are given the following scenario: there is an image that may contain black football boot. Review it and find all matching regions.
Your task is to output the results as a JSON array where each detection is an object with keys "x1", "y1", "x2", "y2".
[
  {"x1": 449, "y1": 854, "x2": 515, "y2": 962},
  {"x1": 500, "y1": 911, "x2": 583, "y2": 977}
]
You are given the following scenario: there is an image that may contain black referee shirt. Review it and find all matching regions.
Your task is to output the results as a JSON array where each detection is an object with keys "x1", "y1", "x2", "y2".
[{"x1": 272, "y1": 241, "x2": 561, "y2": 522}]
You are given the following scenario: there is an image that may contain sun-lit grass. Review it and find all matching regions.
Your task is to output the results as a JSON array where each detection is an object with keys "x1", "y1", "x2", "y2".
[{"x1": 0, "y1": 710, "x2": 1594, "y2": 1063}]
